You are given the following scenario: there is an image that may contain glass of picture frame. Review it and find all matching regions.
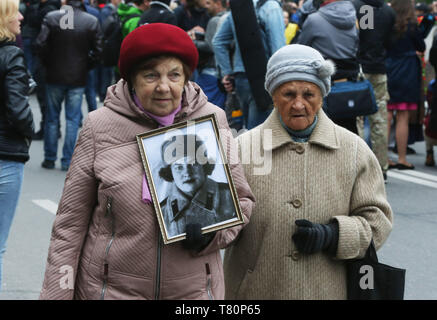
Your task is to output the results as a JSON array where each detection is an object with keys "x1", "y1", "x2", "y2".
[{"x1": 136, "y1": 114, "x2": 244, "y2": 244}]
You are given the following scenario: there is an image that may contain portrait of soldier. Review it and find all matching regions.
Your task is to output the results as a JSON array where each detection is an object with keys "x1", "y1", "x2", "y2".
[{"x1": 158, "y1": 134, "x2": 236, "y2": 238}]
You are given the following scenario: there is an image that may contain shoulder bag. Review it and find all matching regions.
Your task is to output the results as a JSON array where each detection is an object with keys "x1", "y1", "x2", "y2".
[
  {"x1": 325, "y1": 66, "x2": 378, "y2": 120},
  {"x1": 347, "y1": 240, "x2": 406, "y2": 300}
]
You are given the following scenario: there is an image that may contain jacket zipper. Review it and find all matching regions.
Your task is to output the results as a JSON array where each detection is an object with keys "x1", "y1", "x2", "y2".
[
  {"x1": 206, "y1": 263, "x2": 213, "y2": 300},
  {"x1": 101, "y1": 196, "x2": 115, "y2": 300},
  {"x1": 155, "y1": 235, "x2": 162, "y2": 300}
]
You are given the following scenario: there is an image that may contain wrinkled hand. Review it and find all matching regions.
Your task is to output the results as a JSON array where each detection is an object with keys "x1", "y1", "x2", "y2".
[
  {"x1": 292, "y1": 219, "x2": 338, "y2": 255},
  {"x1": 182, "y1": 223, "x2": 216, "y2": 252}
]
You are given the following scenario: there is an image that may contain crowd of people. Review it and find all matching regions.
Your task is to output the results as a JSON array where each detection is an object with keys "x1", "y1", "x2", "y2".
[{"x1": 0, "y1": 0, "x2": 436, "y2": 299}]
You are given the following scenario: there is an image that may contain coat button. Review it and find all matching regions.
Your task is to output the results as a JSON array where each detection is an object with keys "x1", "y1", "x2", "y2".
[
  {"x1": 295, "y1": 145, "x2": 305, "y2": 154},
  {"x1": 291, "y1": 199, "x2": 302, "y2": 208},
  {"x1": 290, "y1": 250, "x2": 301, "y2": 261}
]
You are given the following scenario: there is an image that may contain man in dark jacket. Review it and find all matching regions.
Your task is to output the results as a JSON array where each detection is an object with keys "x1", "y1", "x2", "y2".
[
  {"x1": 99, "y1": 0, "x2": 122, "y2": 101},
  {"x1": 100, "y1": 0, "x2": 122, "y2": 23},
  {"x1": 352, "y1": 0, "x2": 396, "y2": 181},
  {"x1": 35, "y1": 0, "x2": 103, "y2": 171},
  {"x1": 174, "y1": 0, "x2": 210, "y2": 32},
  {"x1": 138, "y1": 0, "x2": 177, "y2": 26},
  {"x1": 22, "y1": 0, "x2": 60, "y2": 140}
]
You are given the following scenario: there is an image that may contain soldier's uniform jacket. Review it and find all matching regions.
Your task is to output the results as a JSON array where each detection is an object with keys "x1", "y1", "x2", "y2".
[{"x1": 161, "y1": 178, "x2": 236, "y2": 238}]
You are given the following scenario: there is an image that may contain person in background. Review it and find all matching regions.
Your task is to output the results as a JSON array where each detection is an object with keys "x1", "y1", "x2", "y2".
[
  {"x1": 174, "y1": 0, "x2": 210, "y2": 33},
  {"x1": 386, "y1": 0, "x2": 425, "y2": 170},
  {"x1": 0, "y1": 0, "x2": 35, "y2": 290},
  {"x1": 283, "y1": 4, "x2": 299, "y2": 45},
  {"x1": 21, "y1": 0, "x2": 60, "y2": 140},
  {"x1": 138, "y1": 0, "x2": 177, "y2": 25},
  {"x1": 283, "y1": 0, "x2": 299, "y2": 24},
  {"x1": 191, "y1": 0, "x2": 227, "y2": 109},
  {"x1": 35, "y1": 0, "x2": 103, "y2": 171},
  {"x1": 432, "y1": 1, "x2": 437, "y2": 17},
  {"x1": 98, "y1": 0, "x2": 122, "y2": 102},
  {"x1": 297, "y1": 0, "x2": 360, "y2": 134},
  {"x1": 83, "y1": 0, "x2": 101, "y2": 121},
  {"x1": 415, "y1": 2, "x2": 435, "y2": 38},
  {"x1": 423, "y1": 29, "x2": 437, "y2": 167},
  {"x1": 352, "y1": 0, "x2": 396, "y2": 183},
  {"x1": 118, "y1": 0, "x2": 150, "y2": 38},
  {"x1": 38, "y1": 23, "x2": 254, "y2": 299},
  {"x1": 223, "y1": 44, "x2": 393, "y2": 299},
  {"x1": 212, "y1": 0, "x2": 285, "y2": 129},
  {"x1": 100, "y1": 0, "x2": 121, "y2": 22}
]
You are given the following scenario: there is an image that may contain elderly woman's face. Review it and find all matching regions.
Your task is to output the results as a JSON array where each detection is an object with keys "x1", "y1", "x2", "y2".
[
  {"x1": 272, "y1": 81, "x2": 323, "y2": 131},
  {"x1": 171, "y1": 157, "x2": 206, "y2": 198},
  {"x1": 132, "y1": 57, "x2": 185, "y2": 116}
]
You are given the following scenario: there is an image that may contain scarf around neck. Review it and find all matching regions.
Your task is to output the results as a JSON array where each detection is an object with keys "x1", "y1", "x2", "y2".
[
  {"x1": 279, "y1": 114, "x2": 318, "y2": 143},
  {"x1": 133, "y1": 94, "x2": 182, "y2": 204}
]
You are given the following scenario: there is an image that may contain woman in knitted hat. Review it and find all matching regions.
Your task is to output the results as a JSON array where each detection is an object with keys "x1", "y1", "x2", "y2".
[
  {"x1": 223, "y1": 44, "x2": 393, "y2": 299},
  {"x1": 39, "y1": 23, "x2": 254, "y2": 300}
]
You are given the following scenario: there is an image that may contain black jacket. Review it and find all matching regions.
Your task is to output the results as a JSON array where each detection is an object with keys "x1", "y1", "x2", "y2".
[
  {"x1": 138, "y1": 1, "x2": 177, "y2": 26},
  {"x1": 35, "y1": 0, "x2": 103, "y2": 86},
  {"x1": 22, "y1": 0, "x2": 61, "y2": 39},
  {"x1": 0, "y1": 42, "x2": 34, "y2": 163},
  {"x1": 352, "y1": 0, "x2": 396, "y2": 74},
  {"x1": 174, "y1": 4, "x2": 210, "y2": 31}
]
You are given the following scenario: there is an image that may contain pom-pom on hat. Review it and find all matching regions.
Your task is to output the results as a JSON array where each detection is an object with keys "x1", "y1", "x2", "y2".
[
  {"x1": 264, "y1": 44, "x2": 336, "y2": 97},
  {"x1": 118, "y1": 23, "x2": 199, "y2": 81}
]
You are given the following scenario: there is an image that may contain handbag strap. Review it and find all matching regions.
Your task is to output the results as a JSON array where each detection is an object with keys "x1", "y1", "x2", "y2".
[
  {"x1": 358, "y1": 64, "x2": 366, "y2": 81},
  {"x1": 365, "y1": 239, "x2": 379, "y2": 262}
]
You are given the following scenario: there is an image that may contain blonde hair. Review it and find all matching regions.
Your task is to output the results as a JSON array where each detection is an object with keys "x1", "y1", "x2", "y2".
[{"x1": 0, "y1": 0, "x2": 20, "y2": 42}]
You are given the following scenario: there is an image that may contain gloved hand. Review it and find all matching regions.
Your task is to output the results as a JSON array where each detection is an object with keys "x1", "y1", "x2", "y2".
[
  {"x1": 182, "y1": 223, "x2": 216, "y2": 252},
  {"x1": 292, "y1": 219, "x2": 339, "y2": 255}
]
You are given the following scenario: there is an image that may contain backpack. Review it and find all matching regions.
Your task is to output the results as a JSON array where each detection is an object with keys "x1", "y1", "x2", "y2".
[{"x1": 101, "y1": 12, "x2": 141, "y2": 67}]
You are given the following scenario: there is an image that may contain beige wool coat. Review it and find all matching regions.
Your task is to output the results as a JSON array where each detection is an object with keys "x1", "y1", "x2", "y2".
[
  {"x1": 223, "y1": 108, "x2": 393, "y2": 300},
  {"x1": 39, "y1": 80, "x2": 255, "y2": 300}
]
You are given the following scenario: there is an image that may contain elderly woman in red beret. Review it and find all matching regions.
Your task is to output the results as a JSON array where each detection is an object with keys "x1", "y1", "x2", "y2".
[{"x1": 39, "y1": 23, "x2": 255, "y2": 300}]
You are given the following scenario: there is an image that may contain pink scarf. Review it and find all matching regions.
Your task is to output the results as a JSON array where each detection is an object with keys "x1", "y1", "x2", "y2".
[{"x1": 134, "y1": 94, "x2": 182, "y2": 204}]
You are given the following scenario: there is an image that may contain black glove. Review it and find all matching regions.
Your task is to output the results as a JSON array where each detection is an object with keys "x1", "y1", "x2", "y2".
[
  {"x1": 182, "y1": 223, "x2": 216, "y2": 252},
  {"x1": 292, "y1": 219, "x2": 339, "y2": 255}
]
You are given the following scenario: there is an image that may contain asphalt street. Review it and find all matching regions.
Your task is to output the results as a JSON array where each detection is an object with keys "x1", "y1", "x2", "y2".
[{"x1": 0, "y1": 93, "x2": 436, "y2": 300}]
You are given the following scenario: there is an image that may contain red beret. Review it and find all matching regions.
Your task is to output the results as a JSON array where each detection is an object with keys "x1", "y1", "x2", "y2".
[{"x1": 118, "y1": 23, "x2": 199, "y2": 80}]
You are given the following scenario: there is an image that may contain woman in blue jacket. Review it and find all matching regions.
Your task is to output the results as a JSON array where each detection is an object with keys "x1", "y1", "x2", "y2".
[{"x1": 386, "y1": 0, "x2": 425, "y2": 170}]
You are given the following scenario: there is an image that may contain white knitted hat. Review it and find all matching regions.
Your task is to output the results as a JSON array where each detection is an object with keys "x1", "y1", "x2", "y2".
[{"x1": 265, "y1": 44, "x2": 336, "y2": 97}]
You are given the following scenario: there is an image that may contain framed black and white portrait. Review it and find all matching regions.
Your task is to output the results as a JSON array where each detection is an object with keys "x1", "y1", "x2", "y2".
[{"x1": 136, "y1": 114, "x2": 244, "y2": 244}]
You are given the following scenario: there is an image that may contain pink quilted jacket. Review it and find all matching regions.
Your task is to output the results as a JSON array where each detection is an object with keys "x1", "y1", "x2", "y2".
[{"x1": 39, "y1": 80, "x2": 255, "y2": 300}]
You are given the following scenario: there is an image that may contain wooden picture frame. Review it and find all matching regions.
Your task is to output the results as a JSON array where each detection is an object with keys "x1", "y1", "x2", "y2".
[{"x1": 136, "y1": 114, "x2": 244, "y2": 244}]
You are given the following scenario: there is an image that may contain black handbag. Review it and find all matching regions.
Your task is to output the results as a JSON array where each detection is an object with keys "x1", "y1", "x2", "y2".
[
  {"x1": 346, "y1": 240, "x2": 406, "y2": 300},
  {"x1": 325, "y1": 68, "x2": 378, "y2": 120}
]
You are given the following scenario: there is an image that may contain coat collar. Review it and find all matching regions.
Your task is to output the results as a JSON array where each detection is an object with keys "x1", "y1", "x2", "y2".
[
  {"x1": 260, "y1": 108, "x2": 340, "y2": 151},
  {"x1": 167, "y1": 178, "x2": 219, "y2": 222}
]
